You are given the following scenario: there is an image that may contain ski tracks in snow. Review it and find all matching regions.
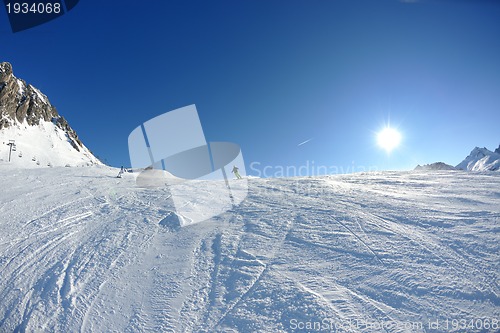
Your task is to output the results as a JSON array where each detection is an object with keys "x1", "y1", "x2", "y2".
[{"x1": 1, "y1": 168, "x2": 499, "y2": 332}]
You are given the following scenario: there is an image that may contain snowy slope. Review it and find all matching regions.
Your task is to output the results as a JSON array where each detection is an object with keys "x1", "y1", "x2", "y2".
[
  {"x1": 456, "y1": 147, "x2": 500, "y2": 172},
  {"x1": 0, "y1": 166, "x2": 499, "y2": 332},
  {"x1": 0, "y1": 121, "x2": 101, "y2": 167}
]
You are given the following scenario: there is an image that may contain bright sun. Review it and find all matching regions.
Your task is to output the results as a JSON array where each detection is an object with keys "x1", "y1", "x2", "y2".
[{"x1": 377, "y1": 127, "x2": 402, "y2": 153}]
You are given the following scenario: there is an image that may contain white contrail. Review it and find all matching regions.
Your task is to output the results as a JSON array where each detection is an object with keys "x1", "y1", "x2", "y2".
[{"x1": 297, "y1": 138, "x2": 313, "y2": 147}]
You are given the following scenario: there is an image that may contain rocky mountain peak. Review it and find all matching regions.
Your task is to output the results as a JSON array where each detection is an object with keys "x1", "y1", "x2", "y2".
[
  {"x1": 0, "y1": 61, "x2": 60, "y2": 129},
  {"x1": 456, "y1": 146, "x2": 500, "y2": 172},
  {"x1": 0, "y1": 62, "x2": 14, "y2": 82},
  {"x1": 468, "y1": 147, "x2": 492, "y2": 159},
  {"x1": 0, "y1": 61, "x2": 101, "y2": 167},
  {"x1": 414, "y1": 162, "x2": 456, "y2": 171}
]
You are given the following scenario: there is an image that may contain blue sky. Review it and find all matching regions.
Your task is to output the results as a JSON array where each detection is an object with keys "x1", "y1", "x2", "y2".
[{"x1": 2, "y1": 0, "x2": 500, "y2": 175}]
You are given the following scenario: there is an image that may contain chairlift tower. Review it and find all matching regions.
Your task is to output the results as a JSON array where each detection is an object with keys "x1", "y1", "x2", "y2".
[{"x1": 7, "y1": 139, "x2": 16, "y2": 162}]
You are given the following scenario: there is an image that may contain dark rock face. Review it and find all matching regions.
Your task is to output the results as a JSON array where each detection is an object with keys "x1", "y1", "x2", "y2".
[
  {"x1": 0, "y1": 62, "x2": 57, "y2": 127},
  {"x1": 495, "y1": 145, "x2": 500, "y2": 155},
  {"x1": 0, "y1": 61, "x2": 84, "y2": 152}
]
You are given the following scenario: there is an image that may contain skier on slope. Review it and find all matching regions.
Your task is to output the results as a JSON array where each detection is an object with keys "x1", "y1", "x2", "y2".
[
  {"x1": 232, "y1": 165, "x2": 242, "y2": 179},
  {"x1": 117, "y1": 166, "x2": 125, "y2": 178}
]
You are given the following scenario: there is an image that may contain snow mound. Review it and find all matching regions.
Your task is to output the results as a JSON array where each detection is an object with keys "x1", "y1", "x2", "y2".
[{"x1": 158, "y1": 211, "x2": 183, "y2": 231}]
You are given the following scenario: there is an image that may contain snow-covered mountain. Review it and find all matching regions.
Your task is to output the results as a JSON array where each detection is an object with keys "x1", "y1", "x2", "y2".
[
  {"x1": 414, "y1": 162, "x2": 456, "y2": 171},
  {"x1": 0, "y1": 62, "x2": 101, "y2": 167},
  {"x1": 456, "y1": 146, "x2": 500, "y2": 172},
  {"x1": 0, "y1": 166, "x2": 498, "y2": 332}
]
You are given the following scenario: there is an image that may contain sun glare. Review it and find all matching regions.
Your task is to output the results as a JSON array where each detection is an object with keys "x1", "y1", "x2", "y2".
[{"x1": 377, "y1": 127, "x2": 402, "y2": 153}]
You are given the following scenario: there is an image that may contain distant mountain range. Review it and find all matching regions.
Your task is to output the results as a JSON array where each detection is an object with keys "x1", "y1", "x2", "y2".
[
  {"x1": 416, "y1": 145, "x2": 500, "y2": 172},
  {"x1": 414, "y1": 162, "x2": 456, "y2": 171},
  {"x1": 0, "y1": 62, "x2": 101, "y2": 167}
]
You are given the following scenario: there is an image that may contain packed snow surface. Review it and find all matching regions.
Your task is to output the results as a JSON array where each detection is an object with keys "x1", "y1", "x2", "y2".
[{"x1": 0, "y1": 165, "x2": 498, "y2": 332}]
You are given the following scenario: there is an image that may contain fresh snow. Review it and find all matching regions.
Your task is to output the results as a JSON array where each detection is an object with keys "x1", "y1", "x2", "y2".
[
  {"x1": 0, "y1": 166, "x2": 498, "y2": 332},
  {"x1": 0, "y1": 121, "x2": 101, "y2": 168}
]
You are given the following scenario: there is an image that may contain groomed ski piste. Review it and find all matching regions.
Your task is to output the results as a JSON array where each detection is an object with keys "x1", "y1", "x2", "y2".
[{"x1": 0, "y1": 164, "x2": 498, "y2": 332}]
